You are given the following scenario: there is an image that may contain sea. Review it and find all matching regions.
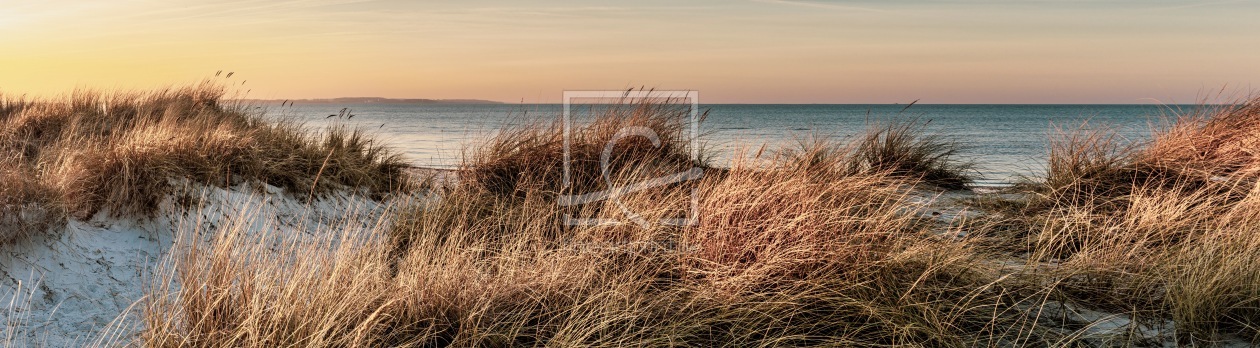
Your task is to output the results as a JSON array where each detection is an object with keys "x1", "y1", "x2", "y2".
[{"x1": 269, "y1": 103, "x2": 1191, "y2": 187}]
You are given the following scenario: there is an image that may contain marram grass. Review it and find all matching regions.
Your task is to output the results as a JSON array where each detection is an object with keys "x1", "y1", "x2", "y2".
[
  {"x1": 140, "y1": 98, "x2": 1050, "y2": 347},
  {"x1": 5, "y1": 85, "x2": 1260, "y2": 346},
  {"x1": 0, "y1": 81, "x2": 411, "y2": 243}
]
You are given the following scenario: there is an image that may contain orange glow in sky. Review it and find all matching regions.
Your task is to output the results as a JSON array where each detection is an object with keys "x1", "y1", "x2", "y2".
[{"x1": 1, "y1": 0, "x2": 1258, "y2": 103}]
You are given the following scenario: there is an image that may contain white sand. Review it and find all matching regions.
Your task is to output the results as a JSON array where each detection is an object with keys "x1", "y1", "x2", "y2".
[
  {"x1": 3, "y1": 182, "x2": 1250, "y2": 346},
  {"x1": 1, "y1": 182, "x2": 396, "y2": 347}
]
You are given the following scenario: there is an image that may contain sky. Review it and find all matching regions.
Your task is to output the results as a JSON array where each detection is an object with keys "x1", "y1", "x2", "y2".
[{"x1": 1, "y1": 0, "x2": 1258, "y2": 103}]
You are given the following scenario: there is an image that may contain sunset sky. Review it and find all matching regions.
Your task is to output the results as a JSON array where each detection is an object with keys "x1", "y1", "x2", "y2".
[{"x1": 2, "y1": 0, "x2": 1258, "y2": 103}]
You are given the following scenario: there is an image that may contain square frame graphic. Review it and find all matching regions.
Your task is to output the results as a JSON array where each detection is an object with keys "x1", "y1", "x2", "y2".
[{"x1": 559, "y1": 90, "x2": 702, "y2": 227}]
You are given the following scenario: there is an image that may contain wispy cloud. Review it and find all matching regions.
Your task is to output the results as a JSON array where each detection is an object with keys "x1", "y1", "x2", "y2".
[
  {"x1": 758, "y1": 0, "x2": 1251, "y2": 10},
  {"x1": 750, "y1": 0, "x2": 895, "y2": 13}
]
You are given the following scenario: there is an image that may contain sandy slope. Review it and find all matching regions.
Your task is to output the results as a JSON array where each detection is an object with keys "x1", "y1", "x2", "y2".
[
  {"x1": 3, "y1": 180, "x2": 1249, "y2": 347},
  {"x1": 1, "y1": 182, "x2": 397, "y2": 347}
]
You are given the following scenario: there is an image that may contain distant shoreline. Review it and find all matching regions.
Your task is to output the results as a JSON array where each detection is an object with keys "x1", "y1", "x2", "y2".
[
  {"x1": 239, "y1": 100, "x2": 1208, "y2": 107},
  {"x1": 239, "y1": 97, "x2": 505, "y2": 105}
]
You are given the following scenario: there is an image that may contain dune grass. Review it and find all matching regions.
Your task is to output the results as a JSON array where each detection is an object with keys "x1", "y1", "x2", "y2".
[
  {"x1": 460, "y1": 98, "x2": 704, "y2": 199},
  {"x1": 973, "y1": 98, "x2": 1260, "y2": 345},
  {"x1": 136, "y1": 99, "x2": 1069, "y2": 347},
  {"x1": 0, "y1": 81, "x2": 410, "y2": 243},
  {"x1": 6, "y1": 84, "x2": 1259, "y2": 346},
  {"x1": 848, "y1": 120, "x2": 975, "y2": 190}
]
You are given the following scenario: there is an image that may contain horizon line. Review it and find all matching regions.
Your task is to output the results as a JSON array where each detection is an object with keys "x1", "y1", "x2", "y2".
[{"x1": 235, "y1": 98, "x2": 1220, "y2": 106}]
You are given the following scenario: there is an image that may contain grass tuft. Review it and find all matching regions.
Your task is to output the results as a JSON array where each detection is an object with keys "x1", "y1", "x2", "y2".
[
  {"x1": 849, "y1": 120, "x2": 975, "y2": 190},
  {"x1": 139, "y1": 97, "x2": 1063, "y2": 347},
  {"x1": 460, "y1": 95, "x2": 704, "y2": 198},
  {"x1": 10, "y1": 87, "x2": 1258, "y2": 346},
  {"x1": 978, "y1": 98, "x2": 1260, "y2": 344},
  {"x1": 0, "y1": 81, "x2": 410, "y2": 239}
]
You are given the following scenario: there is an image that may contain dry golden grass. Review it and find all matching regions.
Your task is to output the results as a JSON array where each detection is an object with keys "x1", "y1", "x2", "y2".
[
  {"x1": 848, "y1": 120, "x2": 975, "y2": 190},
  {"x1": 976, "y1": 98, "x2": 1260, "y2": 345},
  {"x1": 0, "y1": 82, "x2": 410, "y2": 243},
  {"x1": 11, "y1": 86, "x2": 1256, "y2": 346},
  {"x1": 1146, "y1": 100, "x2": 1260, "y2": 177},
  {"x1": 136, "y1": 99, "x2": 1071, "y2": 347},
  {"x1": 142, "y1": 167, "x2": 1028, "y2": 346},
  {"x1": 460, "y1": 97, "x2": 704, "y2": 199},
  {"x1": 0, "y1": 165, "x2": 62, "y2": 242}
]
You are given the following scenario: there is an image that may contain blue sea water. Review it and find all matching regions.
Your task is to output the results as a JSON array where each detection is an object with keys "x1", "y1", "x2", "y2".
[{"x1": 272, "y1": 103, "x2": 1189, "y2": 186}]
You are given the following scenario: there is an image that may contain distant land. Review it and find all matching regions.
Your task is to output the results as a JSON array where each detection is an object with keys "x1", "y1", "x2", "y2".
[{"x1": 243, "y1": 97, "x2": 505, "y2": 105}]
